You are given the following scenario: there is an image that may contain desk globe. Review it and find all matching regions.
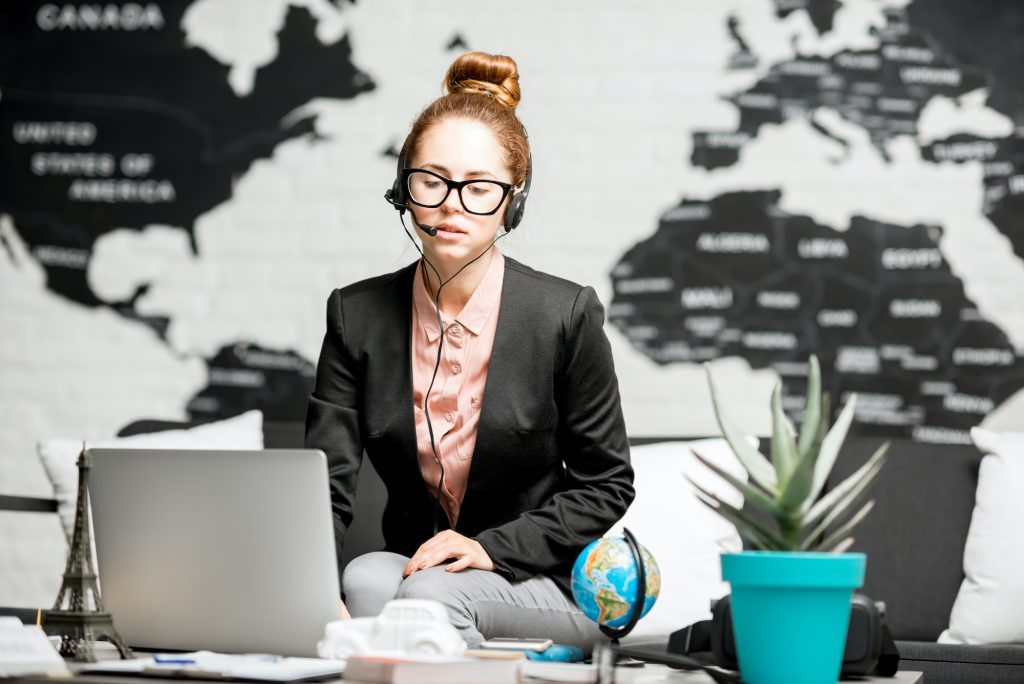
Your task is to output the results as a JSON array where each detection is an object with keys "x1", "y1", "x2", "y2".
[{"x1": 570, "y1": 528, "x2": 660, "y2": 638}]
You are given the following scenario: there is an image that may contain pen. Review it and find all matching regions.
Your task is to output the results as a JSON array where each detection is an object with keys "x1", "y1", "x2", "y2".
[
  {"x1": 153, "y1": 654, "x2": 196, "y2": 664},
  {"x1": 153, "y1": 653, "x2": 282, "y2": 664}
]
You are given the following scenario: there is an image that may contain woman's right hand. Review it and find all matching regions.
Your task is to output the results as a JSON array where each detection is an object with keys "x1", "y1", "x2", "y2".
[{"x1": 339, "y1": 599, "x2": 351, "y2": 620}]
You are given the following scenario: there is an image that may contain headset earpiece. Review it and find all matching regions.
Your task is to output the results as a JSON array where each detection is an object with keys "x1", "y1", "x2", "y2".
[
  {"x1": 503, "y1": 154, "x2": 532, "y2": 232},
  {"x1": 386, "y1": 147, "x2": 408, "y2": 213}
]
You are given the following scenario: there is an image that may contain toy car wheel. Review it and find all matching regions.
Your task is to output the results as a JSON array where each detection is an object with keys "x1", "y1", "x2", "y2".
[
  {"x1": 410, "y1": 635, "x2": 446, "y2": 655},
  {"x1": 317, "y1": 625, "x2": 371, "y2": 660}
]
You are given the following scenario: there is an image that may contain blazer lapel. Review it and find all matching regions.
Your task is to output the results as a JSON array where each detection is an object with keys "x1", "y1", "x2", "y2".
[
  {"x1": 373, "y1": 262, "x2": 419, "y2": 470},
  {"x1": 465, "y1": 262, "x2": 523, "y2": 495}
]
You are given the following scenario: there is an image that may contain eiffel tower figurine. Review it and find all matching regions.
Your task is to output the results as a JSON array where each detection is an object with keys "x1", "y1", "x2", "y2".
[{"x1": 41, "y1": 442, "x2": 133, "y2": 662}]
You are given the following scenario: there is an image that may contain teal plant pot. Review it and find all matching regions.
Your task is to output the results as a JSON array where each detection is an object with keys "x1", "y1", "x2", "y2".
[{"x1": 721, "y1": 552, "x2": 866, "y2": 684}]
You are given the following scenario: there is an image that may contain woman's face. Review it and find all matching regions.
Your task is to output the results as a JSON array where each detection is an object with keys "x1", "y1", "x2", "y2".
[{"x1": 408, "y1": 117, "x2": 514, "y2": 267}]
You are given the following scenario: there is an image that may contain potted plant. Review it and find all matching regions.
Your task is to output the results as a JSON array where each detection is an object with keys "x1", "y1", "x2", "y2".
[{"x1": 689, "y1": 355, "x2": 888, "y2": 684}]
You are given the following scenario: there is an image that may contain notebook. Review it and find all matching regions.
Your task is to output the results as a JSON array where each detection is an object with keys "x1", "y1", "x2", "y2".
[
  {"x1": 343, "y1": 653, "x2": 519, "y2": 684},
  {"x1": 87, "y1": 448, "x2": 341, "y2": 657},
  {"x1": 81, "y1": 650, "x2": 346, "y2": 681}
]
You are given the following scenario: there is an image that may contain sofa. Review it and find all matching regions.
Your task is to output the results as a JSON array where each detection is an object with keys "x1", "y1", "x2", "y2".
[
  {"x1": 317, "y1": 430, "x2": 1024, "y2": 683},
  {"x1": 4, "y1": 420, "x2": 1022, "y2": 682},
  {"x1": 826, "y1": 436, "x2": 1024, "y2": 683},
  {"x1": 124, "y1": 423, "x2": 1024, "y2": 682}
]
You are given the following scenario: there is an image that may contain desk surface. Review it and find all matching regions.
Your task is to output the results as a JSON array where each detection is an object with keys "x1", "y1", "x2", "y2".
[{"x1": 11, "y1": 667, "x2": 925, "y2": 683}]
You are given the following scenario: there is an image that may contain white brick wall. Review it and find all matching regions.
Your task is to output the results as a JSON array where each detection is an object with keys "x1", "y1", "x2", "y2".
[{"x1": 4, "y1": 0, "x2": 1024, "y2": 607}]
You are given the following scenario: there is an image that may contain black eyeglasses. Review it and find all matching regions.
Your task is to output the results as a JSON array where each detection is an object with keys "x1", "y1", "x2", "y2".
[{"x1": 403, "y1": 168, "x2": 513, "y2": 216}]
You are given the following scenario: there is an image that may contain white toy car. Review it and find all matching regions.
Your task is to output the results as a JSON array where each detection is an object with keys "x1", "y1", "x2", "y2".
[{"x1": 317, "y1": 598, "x2": 467, "y2": 660}]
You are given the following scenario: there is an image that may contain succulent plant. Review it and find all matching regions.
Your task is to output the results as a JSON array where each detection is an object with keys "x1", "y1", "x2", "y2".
[{"x1": 690, "y1": 355, "x2": 888, "y2": 553}]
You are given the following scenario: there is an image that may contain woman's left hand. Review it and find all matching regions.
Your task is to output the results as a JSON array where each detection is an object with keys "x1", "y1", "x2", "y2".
[{"x1": 403, "y1": 530, "x2": 495, "y2": 576}]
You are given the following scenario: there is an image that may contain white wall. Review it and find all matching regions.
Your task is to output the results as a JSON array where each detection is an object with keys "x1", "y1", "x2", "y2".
[{"x1": 3, "y1": 0, "x2": 1024, "y2": 606}]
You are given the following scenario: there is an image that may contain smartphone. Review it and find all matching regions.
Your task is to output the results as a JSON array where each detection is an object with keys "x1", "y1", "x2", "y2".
[{"x1": 479, "y1": 637, "x2": 553, "y2": 652}]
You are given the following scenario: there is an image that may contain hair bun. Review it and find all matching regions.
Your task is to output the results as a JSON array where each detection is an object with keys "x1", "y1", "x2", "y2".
[{"x1": 444, "y1": 51, "x2": 521, "y2": 109}]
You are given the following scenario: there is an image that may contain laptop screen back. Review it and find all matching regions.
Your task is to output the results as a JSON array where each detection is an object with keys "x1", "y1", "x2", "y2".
[{"x1": 88, "y1": 448, "x2": 340, "y2": 657}]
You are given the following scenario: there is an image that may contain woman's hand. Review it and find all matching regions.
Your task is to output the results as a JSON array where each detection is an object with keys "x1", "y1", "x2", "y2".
[
  {"x1": 339, "y1": 599, "x2": 351, "y2": 620},
  {"x1": 403, "y1": 530, "x2": 495, "y2": 576}
]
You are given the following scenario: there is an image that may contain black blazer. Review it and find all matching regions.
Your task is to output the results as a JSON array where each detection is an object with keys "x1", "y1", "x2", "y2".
[{"x1": 304, "y1": 256, "x2": 634, "y2": 592}]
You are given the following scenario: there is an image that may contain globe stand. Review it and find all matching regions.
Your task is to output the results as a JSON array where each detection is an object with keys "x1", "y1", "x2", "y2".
[
  {"x1": 598, "y1": 527, "x2": 647, "y2": 666},
  {"x1": 586, "y1": 531, "x2": 739, "y2": 683}
]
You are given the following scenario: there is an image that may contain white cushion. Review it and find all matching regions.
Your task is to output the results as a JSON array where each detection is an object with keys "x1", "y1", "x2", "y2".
[
  {"x1": 939, "y1": 428, "x2": 1024, "y2": 645},
  {"x1": 38, "y1": 409, "x2": 264, "y2": 542},
  {"x1": 0, "y1": 511, "x2": 68, "y2": 608},
  {"x1": 609, "y1": 437, "x2": 751, "y2": 641}
]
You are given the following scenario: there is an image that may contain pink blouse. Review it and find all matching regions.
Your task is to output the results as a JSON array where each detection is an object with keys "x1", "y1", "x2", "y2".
[{"x1": 411, "y1": 249, "x2": 505, "y2": 527}]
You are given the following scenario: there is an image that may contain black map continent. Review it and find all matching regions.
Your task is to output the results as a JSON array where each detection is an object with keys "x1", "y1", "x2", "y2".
[
  {"x1": 0, "y1": 1, "x2": 373, "y2": 421},
  {"x1": 772, "y1": 0, "x2": 842, "y2": 37},
  {"x1": 186, "y1": 342, "x2": 316, "y2": 424},
  {"x1": 609, "y1": 191, "x2": 1024, "y2": 443},
  {"x1": 918, "y1": 133, "x2": 1024, "y2": 265},
  {"x1": 905, "y1": 0, "x2": 1024, "y2": 267},
  {"x1": 692, "y1": 7, "x2": 986, "y2": 169}
]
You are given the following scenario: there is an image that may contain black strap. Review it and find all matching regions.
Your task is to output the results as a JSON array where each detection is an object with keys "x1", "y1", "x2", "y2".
[
  {"x1": 668, "y1": 619, "x2": 713, "y2": 655},
  {"x1": 611, "y1": 644, "x2": 739, "y2": 684},
  {"x1": 876, "y1": 624, "x2": 900, "y2": 677}
]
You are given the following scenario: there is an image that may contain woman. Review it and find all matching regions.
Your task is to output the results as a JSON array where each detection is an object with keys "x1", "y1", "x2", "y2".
[{"x1": 305, "y1": 51, "x2": 634, "y2": 649}]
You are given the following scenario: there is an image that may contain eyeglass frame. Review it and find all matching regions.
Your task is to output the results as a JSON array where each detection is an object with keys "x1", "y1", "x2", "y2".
[{"x1": 402, "y1": 167, "x2": 514, "y2": 216}]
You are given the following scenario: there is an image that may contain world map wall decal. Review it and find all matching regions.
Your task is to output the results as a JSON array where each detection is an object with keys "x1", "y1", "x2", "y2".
[{"x1": 608, "y1": 1, "x2": 1024, "y2": 443}]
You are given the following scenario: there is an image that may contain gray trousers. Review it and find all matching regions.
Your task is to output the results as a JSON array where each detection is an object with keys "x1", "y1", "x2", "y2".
[{"x1": 342, "y1": 551, "x2": 605, "y2": 650}]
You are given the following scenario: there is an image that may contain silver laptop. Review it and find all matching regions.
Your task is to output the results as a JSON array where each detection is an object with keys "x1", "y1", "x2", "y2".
[{"x1": 87, "y1": 448, "x2": 341, "y2": 657}]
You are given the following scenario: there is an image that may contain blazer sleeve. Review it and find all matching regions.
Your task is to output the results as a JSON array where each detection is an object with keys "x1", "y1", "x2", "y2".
[
  {"x1": 473, "y1": 285, "x2": 635, "y2": 582},
  {"x1": 304, "y1": 288, "x2": 363, "y2": 564}
]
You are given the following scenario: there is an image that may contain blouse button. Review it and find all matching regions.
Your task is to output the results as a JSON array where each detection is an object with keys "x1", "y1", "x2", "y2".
[
  {"x1": 445, "y1": 412, "x2": 455, "y2": 422},
  {"x1": 450, "y1": 324, "x2": 463, "y2": 337},
  {"x1": 452, "y1": 363, "x2": 462, "y2": 375}
]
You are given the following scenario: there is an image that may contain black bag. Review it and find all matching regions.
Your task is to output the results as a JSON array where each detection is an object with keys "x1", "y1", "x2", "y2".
[{"x1": 669, "y1": 593, "x2": 900, "y2": 677}]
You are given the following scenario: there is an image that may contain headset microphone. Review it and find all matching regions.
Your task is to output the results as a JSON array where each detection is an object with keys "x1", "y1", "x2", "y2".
[{"x1": 410, "y1": 213, "x2": 439, "y2": 237}]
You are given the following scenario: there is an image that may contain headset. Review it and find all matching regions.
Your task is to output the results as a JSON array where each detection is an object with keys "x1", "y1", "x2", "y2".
[
  {"x1": 382, "y1": 133, "x2": 532, "y2": 537},
  {"x1": 385, "y1": 143, "x2": 532, "y2": 233}
]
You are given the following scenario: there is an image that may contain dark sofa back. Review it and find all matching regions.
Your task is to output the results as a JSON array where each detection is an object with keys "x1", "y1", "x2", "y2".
[
  {"x1": 828, "y1": 436, "x2": 983, "y2": 641},
  {"x1": 115, "y1": 419, "x2": 983, "y2": 641}
]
